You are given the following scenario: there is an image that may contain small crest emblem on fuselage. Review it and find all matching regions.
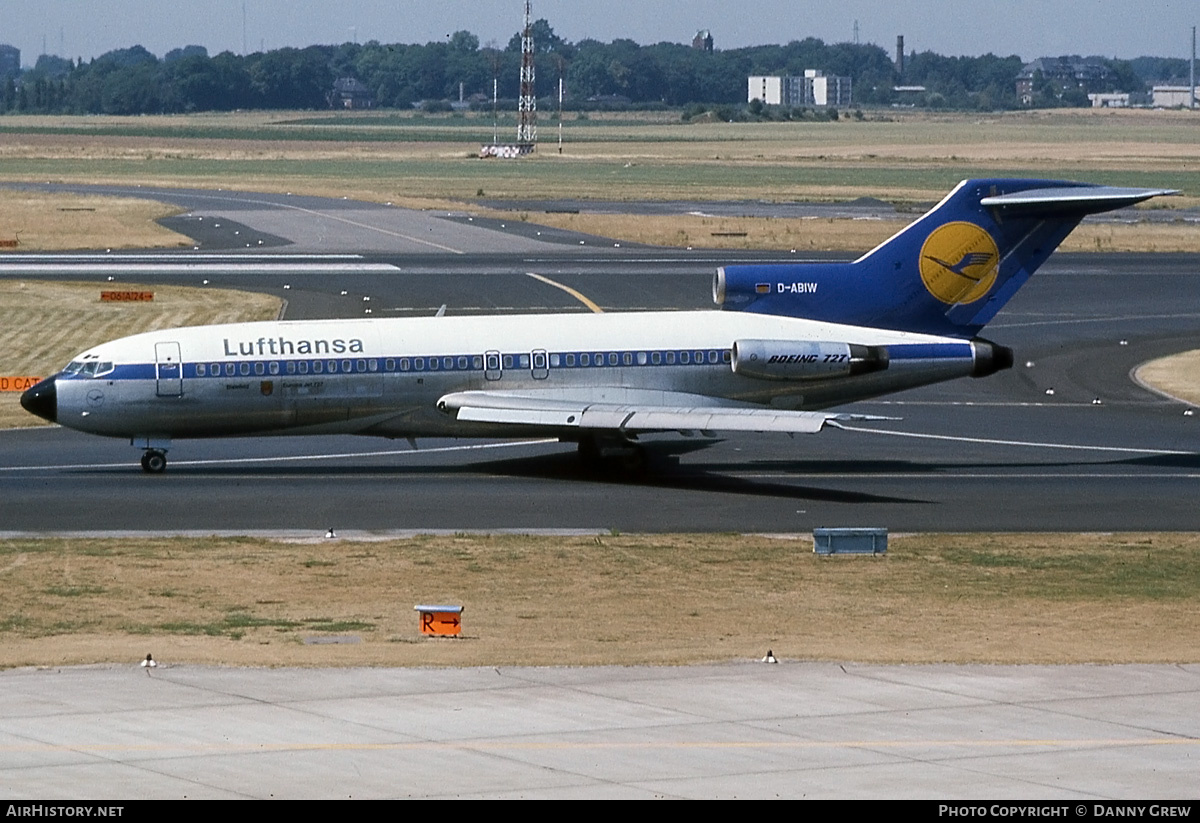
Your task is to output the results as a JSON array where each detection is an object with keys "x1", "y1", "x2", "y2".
[
  {"x1": 918, "y1": 221, "x2": 1000, "y2": 304},
  {"x1": 260, "y1": 380, "x2": 274, "y2": 397}
]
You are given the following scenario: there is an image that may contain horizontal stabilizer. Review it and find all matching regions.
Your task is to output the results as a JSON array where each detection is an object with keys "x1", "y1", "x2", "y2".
[{"x1": 980, "y1": 185, "x2": 1178, "y2": 217}]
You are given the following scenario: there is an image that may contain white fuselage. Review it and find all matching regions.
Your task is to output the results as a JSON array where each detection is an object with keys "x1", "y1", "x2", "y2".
[{"x1": 50, "y1": 309, "x2": 983, "y2": 442}]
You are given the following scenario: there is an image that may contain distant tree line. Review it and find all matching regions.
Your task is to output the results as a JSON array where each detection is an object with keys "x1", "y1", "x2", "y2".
[{"x1": 0, "y1": 20, "x2": 1188, "y2": 116}]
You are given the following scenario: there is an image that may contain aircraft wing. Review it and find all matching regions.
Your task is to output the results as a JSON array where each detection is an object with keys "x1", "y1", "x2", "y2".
[{"x1": 438, "y1": 390, "x2": 889, "y2": 435}]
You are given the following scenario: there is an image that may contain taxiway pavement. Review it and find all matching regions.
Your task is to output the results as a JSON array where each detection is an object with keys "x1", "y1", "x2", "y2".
[
  {"x1": 3, "y1": 662, "x2": 1197, "y2": 799},
  {"x1": 1, "y1": 246, "x2": 1197, "y2": 532}
]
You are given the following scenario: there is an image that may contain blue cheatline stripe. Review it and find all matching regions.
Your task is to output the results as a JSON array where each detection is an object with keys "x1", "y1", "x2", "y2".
[
  {"x1": 885, "y1": 343, "x2": 972, "y2": 360},
  {"x1": 59, "y1": 348, "x2": 739, "y2": 382}
]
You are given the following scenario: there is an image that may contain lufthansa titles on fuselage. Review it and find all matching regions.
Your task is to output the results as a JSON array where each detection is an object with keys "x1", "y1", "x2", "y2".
[{"x1": 222, "y1": 336, "x2": 365, "y2": 357}]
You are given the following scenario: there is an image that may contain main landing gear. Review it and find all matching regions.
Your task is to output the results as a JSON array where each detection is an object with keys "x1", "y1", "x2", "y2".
[
  {"x1": 140, "y1": 449, "x2": 167, "y2": 474},
  {"x1": 577, "y1": 433, "x2": 647, "y2": 476}
]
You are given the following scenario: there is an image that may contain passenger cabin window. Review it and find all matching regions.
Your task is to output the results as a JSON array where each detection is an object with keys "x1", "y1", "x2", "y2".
[{"x1": 197, "y1": 364, "x2": 207, "y2": 377}]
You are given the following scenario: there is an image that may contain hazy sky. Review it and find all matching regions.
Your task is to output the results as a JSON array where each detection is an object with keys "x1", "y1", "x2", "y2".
[{"x1": 5, "y1": 1, "x2": 1196, "y2": 66}]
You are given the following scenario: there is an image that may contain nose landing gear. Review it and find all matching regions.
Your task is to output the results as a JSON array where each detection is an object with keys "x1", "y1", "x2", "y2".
[{"x1": 132, "y1": 438, "x2": 172, "y2": 474}]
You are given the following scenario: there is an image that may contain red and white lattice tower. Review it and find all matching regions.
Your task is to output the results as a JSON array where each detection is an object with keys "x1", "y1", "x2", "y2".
[{"x1": 517, "y1": 0, "x2": 537, "y2": 145}]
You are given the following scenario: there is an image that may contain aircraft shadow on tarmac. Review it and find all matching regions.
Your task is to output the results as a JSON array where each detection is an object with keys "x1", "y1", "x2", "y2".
[
  {"x1": 83, "y1": 445, "x2": 1200, "y2": 505},
  {"x1": 470, "y1": 450, "x2": 929, "y2": 504},
  {"x1": 104, "y1": 447, "x2": 927, "y2": 505},
  {"x1": 1115, "y1": 452, "x2": 1200, "y2": 469}
]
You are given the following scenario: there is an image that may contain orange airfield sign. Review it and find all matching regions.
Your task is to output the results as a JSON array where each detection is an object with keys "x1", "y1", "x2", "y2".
[
  {"x1": 0, "y1": 376, "x2": 42, "y2": 392},
  {"x1": 414, "y1": 605, "x2": 463, "y2": 637},
  {"x1": 100, "y1": 290, "x2": 154, "y2": 302}
]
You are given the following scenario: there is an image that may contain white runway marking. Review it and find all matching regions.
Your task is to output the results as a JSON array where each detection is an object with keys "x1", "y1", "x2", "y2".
[
  {"x1": 0, "y1": 253, "x2": 367, "y2": 261},
  {"x1": 990, "y1": 312, "x2": 1200, "y2": 330},
  {"x1": 0, "y1": 439, "x2": 559, "y2": 473},
  {"x1": 831, "y1": 422, "x2": 1194, "y2": 456},
  {"x1": 0, "y1": 263, "x2": 400, "y2": 274}
]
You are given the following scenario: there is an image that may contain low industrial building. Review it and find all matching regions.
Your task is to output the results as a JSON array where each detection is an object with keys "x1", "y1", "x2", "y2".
[
  {"x1": 1087, "y1": 93, "x2": 1131, "y2": 108},
  {"x1": 1151, "y1": 85, "x2": 1199, "y2": 108}
]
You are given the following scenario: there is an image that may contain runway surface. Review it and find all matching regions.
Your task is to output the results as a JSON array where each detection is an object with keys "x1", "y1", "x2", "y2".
[{"x1": 2, "y1": 183, "x2": 1198, "y2": 799}]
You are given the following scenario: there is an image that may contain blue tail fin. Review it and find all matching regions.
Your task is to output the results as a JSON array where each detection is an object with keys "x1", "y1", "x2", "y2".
[{"x1": 714, "y1": 179, "x2": 1176, "y2": 337}]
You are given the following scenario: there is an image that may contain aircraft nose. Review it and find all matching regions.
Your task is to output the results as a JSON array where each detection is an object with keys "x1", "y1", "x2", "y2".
[{"x1": 19, "y1": 376, "x2": 57, "y2": 423}]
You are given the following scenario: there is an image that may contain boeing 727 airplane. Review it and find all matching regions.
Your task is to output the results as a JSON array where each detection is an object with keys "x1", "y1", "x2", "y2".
[{"x1": 20, "y1": 178, "x2": 1176, "y2": 472}]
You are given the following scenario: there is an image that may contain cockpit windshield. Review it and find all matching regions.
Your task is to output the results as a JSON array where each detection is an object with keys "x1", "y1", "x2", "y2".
[{"x1": 63, "y1": 360, "x2": 113, "y2": 377}]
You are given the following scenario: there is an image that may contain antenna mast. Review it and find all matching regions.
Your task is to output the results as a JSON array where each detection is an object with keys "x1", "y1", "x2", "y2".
[{"x1": 517, "y1": 1, "x2": 537, "y2": 146}]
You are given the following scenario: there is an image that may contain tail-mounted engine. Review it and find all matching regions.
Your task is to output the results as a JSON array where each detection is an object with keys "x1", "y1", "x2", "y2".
[{"x1": 731, "y1": 340, "x2": 889, "y2": 381}]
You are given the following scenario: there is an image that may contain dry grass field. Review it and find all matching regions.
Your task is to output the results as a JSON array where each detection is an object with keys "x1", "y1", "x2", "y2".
[
  {"x1": 0, "y1": 281, "x2": 281, "y2": 428},
  {"x1": 2, "y1": 108, "x2": 1196, "y2": 252},
  {"x1": 484, "y1": 210, "x2": 1200, "y2": 253},
  {"x1": 1, "y1": 532, "x2": 1198, "y2": 669},
  {"x1": 1135, "y1": 350, "x2": 1200, "y2": 405},
  {"x1": 0, "y1": 190, "x2": 191, "y2": 251},
  {"x1": 0, "y1": 107, "x2": 1196, "y2": 202}
]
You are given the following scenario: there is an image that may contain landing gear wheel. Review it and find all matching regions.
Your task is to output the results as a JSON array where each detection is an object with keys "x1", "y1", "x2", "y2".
[
  {"x1": 140, "y1": 450, "x2": 167, "y2": 474},
  {"x1": 577, "y1": 435, "x2": 647, "y2": 477}
]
